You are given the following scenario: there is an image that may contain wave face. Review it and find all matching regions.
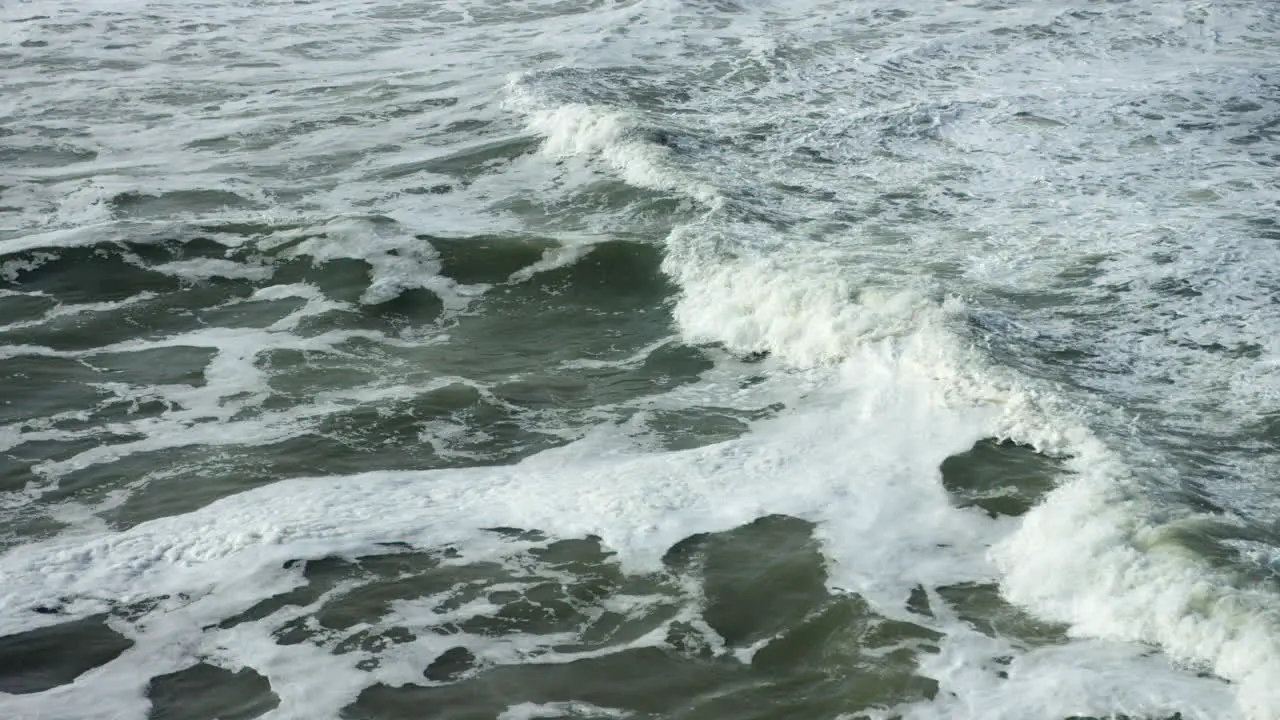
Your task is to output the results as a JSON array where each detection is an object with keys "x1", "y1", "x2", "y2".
[{"x1": 2, "y1": 0, "x2": 1278, "y2": 718}]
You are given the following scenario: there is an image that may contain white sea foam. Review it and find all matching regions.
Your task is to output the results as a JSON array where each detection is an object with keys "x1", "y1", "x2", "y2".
[
  {"x1": 656, "y1": 241, "x2": 1280, "y2": 716},
  {"x1": 150, "y1": 259, "x2": 273, "y2": 282},
  {"x1": 4, "y1": 0, "x2": 1279, "y2": 718},
  {"x1": 662, "y1": 226, "x2": 943, "y2": 367},
  {"x1": 521, "y1": 101, "x2": 721, "y2": 207},
  {"x1": 995, "y1": 448, "x2": 1280, "y2": 719},
  {"x1": 510, "y1": 70, "x2": 1280, "y2": 720},
  {"x1": 0, "y1": 292, "x2": 157, "y2": 334},
  {"x1": 499, "y1": 702, "x2": 633, "y2": 720},
  {"x1": 0, "y1": 315, "x2": 1009, "y2": 716},
  {"x1": 0, "y1": 327, "x2": 1256, "y2": 718},
  {"x1": 508, "y1": 5, "x2": 1280, "y2": 716},
  {"x1": 507, "y1": 242, "x2": 597, "y2": 284},
  {"x1": 0, "y1": 281, "x2": 451, "y2": 511},
  {"x1": 911, "y1": 630, "x2": 1240, "y2": 720},
  {"x1": 278, "y1": 217, "x2": 489, "y2": 310}
]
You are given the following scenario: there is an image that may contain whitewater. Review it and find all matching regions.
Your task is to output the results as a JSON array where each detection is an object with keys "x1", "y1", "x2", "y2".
[{"x1": 1, "y1": 0, "x2": 1278, "y2": 719}]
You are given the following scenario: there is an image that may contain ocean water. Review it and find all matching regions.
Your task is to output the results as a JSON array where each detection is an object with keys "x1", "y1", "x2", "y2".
[{"x1": 1, "y1": 0, "x2": 1278, "y2": 718}]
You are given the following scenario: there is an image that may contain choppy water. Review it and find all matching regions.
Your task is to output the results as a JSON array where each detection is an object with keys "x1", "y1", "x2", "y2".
[{"x1": 1, "y1": 0, "x2": 1279, "y2": 718}]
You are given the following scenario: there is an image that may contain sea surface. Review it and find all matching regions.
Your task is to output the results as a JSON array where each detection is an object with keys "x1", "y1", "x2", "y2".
[{"x1": 1, "y1": 0, "x2": 1278, "y2": 718}]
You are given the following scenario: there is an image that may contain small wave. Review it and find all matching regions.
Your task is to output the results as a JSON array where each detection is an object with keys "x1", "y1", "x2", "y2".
[
  {"x1": 273, "y1": 216, "x2": 488, "y2": 310},
  {"x1": 515, "y1": 96, "x2": 721, "y2": 207},
  {"x1": 994, "y1": 441, "x2": 1280, "y2": 719}
]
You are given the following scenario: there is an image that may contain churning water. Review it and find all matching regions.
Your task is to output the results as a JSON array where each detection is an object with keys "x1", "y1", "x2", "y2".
[{"x1": 1, "y1": 0, "x2": 1279, "y2": 718}]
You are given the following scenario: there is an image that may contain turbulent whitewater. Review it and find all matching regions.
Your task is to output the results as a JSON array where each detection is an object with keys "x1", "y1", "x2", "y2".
[{"x1": 1, "y1": 0, "x2": 1278, "y2": 719}]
